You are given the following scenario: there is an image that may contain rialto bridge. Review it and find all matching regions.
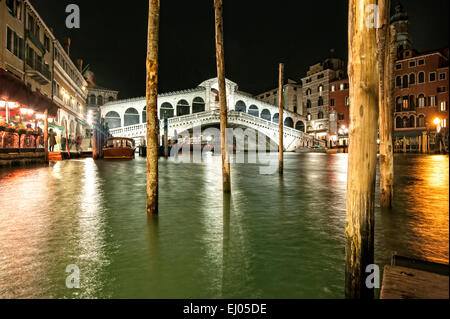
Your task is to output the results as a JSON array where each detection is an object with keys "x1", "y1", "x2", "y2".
[{"x1": 100, "y1": 78, "x2": 314, "y2": 152}]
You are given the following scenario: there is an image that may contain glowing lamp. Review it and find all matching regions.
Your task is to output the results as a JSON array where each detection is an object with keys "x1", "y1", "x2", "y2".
[{"x1": 433, "y1": 118, "x2": 441, "y2": 126}]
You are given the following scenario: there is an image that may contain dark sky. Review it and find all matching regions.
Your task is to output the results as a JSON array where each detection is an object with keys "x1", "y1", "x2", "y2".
[{"x1": 31, "y1": 0, "x2": 449, "y2": 99}]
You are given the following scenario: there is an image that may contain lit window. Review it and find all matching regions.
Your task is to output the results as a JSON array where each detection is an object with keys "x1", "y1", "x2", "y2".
[
  {"x1": 440, "y1": 101, "x2": 448, "y2": 112},
  {"x1": 345, "y1": 96, "x2": 350, "y2": 106},
  {"x1": 439, "y1": 73, "x2": 446, "y2": 81},
  {"x1": 331, "y1": 85, "x2": 336, "y2": 92},
  {"x1": 429, "y1": 96, "x2": 436, "y2": 107}
]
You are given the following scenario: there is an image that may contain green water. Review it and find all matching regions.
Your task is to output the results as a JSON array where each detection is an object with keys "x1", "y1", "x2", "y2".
[{"x1": 0, "y1": 153, "x2": 448, "y2": 298}]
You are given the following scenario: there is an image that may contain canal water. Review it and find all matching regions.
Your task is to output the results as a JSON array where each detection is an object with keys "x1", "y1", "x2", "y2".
[{"x1": 0, "y1": 154, "x2": 448, "y2": 299}]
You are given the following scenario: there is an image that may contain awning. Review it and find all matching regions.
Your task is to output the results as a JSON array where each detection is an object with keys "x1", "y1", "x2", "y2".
[
  {"x1": 49, "y1": 123, "x2": 66, "y2": 131},
  {"x1": 0, "y1": 68, "x2": 59, "y2": 117},
  {"x1": 76, "y1": 118, "x2": 89, "y2": 127},
  {"x1": 394, "y1": 130, "x2": 424, "y2": 138}
]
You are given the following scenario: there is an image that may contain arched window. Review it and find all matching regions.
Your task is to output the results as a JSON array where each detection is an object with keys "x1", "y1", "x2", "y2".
[
  {"x1": 318, "y1": 85, "x2": 324, "y2": 94},
  {"x1": 417, "y1": 115, "x2": 425, "y2": 128},
  {"x1": 402, "y1": 116, "x2": 409, "y2": 128},
  {"x1": 418, "y1": 72, "x2": 425, "y2": 83},
  {"x1": 409, "y1": 115, "x2": 416, "y2": 128},
  {"x1": 272, "y1": 113, "x2": 279, "y2": 124},
  {"x1": 97, "y1": 95, "x2": 104, "y2": 106},
  {"x1": 306, "y1": 100, "x2": 312, "y2": 108},
  {"x1": 108, "y1": 96, "x2": 115, "y2": 102},
  {"x1": 284, "y1": 117, "x2": 294, "y2": 128},
  {"x1": 409, "y1": 95, "x2": 415, "y2": 110},
  {"x1": 396, "y1": 97, "x2": 402, "y2": 112},
  {"x1": 318, "y1": 97, "x2": 324, "y2": 106},
  {"x1": 306, "y1": 88, "x2": 312, "y2": 96},
  {"x1": 176, "y1": 100, "x2": 190, "y2": 116},
  {"x1": 235, "y1": 100, "x2": 246, "y2": 113},
  {"x1": 192, "y1": 97, "x2": 205, "y2": 113},
  {"x1": 295, "y1": 121, "x2": 305, "y2": 132},
  {"x1": 402, "y1": 75, "x2": 408, "y2": 88},
  {"x1": 105, "y1": 111, "x2": 121, "y2": 129},
  {"x1": 248, "y1": 105, "x2": 259, "y2": 117},
  {"x1": 89, "y1": 94, "x2": 96, "y2": 105},
  {"x1": 396, "y1": 76, "x2": 402, "y2": 88},
  {"x1": 409, "y1": 73, "x2": 415, "y2": 85},
  {"x1": 307, "y1": 126, "x2": 313, "y2": 132},
  {"x1": 396, "y1": 116, "x2": 402, "y2": 129},
  {"x1": 160, "y1": 102, "x2": 174, "y2": 119},
  {"x1": 318, "y1": 111, "x2": 324, "y2": 119},
  {"x1": 417, "y1": 94, "x2": 426, "y2": 107},
  {"x1": 124, "y1": 108, "x2": 140, "y2": 126},
  {"x1": 307, "y1": 113, "x2": 312, "y2": 121},
  {"x1": 261, "y1": 109, "x2": 271, "y2": 121}
]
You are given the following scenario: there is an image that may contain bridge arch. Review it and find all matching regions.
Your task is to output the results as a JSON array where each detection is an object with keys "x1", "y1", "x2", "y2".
[
  {"x1": 177, "y1": 100, "x2": 190, "y2": 116},
  {"x1": 295, "y1": 120, "x2": 305, "y2": 132},
  {"x1": 124, "y1": 108, "x2": 140, "y2": 126},
  {"x1": 192, "y1": 97, "x2": 205, "y2": 113},
  {"x1": 105, "y1": 111, "x2": 121, "y2": 129},
  {"x1": 160, "y1": 102, "x2": 174, "y2": 119},
  {"x1": 248, "y1": 105, "x2": 259, "y2": 117},
  {"x1": 235, "y1": 100, "x2": 246, "y2": 113},
  {"x1": 272, "y1": 113, "x2": 279, "y2": 124},
  {"x1": 261, "y1": 109, "x2": 271, "y2": 121},
  {"x1": 284, "y1": 117, "x2": 294, "y2": 128}
]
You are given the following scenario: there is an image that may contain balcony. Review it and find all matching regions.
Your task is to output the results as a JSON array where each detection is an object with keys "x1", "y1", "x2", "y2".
[
  {"x1": 25, "y1": 30, "x2": 46, "y2": 55},
  {"x1": 25, "y1": 55, "x2": 51, "y2": 85}
]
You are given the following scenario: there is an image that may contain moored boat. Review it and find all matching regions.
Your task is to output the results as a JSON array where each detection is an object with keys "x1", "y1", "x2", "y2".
[{"x1": 103, "y1": 137, "x2": 135, "y2": 159}]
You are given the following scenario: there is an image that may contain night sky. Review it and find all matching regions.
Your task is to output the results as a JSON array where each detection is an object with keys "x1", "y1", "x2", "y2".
[{"x1": 31, "y1": 0, "x2": 449, "y2": 99}]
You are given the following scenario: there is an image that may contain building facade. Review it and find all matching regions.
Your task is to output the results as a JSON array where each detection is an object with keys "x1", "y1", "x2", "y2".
[
  {"x1": 391, "y1": 3, "x2": 449, "y2": 152},
  {"x1": 254, "y1": 80, "x2": 303, "y2": 116},
  {"x1": 1, "y1": 0, "x2": 54, "y2": 97},
  {"x1": 52, "y1": 37, "x2": 89, "y2": 141},
  {"x1": 329, "y1": 78, "x2": 350, "y2": 147},
  {"x1": 301, "y1": 58, "x2": 346, "y2": 144}
]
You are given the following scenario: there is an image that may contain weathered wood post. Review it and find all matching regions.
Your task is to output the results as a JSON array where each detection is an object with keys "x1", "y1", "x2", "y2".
[
  {"x1": 377, "y1": 0, "x2": 396, "y2": 209},
  {"x1": 345, "y1": 0, "x2": 379, "y2": 299},
  {"x1": 44, "y1": 109, "x2": 49, "y2": 163},
  {"x1": 214, "y1": 0, "x2": 231, "y2": 194},
  {"x1": 146, "y1": 0, "x2": 160, "y2": 215},
  {"x1": 278, "y1": 63, "x2": 284, "y2": 175}
]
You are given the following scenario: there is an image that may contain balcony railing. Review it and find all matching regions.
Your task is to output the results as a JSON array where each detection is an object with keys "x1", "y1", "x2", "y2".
[{"x1": 26, "y1": 55, "x2": 51, "y2": 84}]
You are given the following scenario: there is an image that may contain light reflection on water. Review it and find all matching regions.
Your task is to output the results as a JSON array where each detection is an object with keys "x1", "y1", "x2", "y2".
[{"x1": 0, "y1": 154, "x2": 448, "y2": 298}]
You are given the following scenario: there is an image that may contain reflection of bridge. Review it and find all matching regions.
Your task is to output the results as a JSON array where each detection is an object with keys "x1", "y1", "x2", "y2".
[{"x1": 101, "y1": 78, "x2": 313, "y2": 151}]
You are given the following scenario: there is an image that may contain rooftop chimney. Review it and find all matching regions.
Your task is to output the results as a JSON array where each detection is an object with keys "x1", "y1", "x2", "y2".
[
  {"x1": 63, "y1": 37, "x2": 71, "y2": 56},
  {"x1": 77, "y1": 59, "x2": 83, "y2": 73}
]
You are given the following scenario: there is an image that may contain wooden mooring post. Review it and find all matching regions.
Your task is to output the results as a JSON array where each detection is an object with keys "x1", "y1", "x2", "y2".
[
  {"x1": 44, "y1": 109, "x2": 49, "y2": 164},
  {"x1": 345, "y1": 0, "x2": 379, "y2": 299},
  {"x1": 377, "y1": 0, "x2": 396, "y2": 209},
  {"x1": 214, "y1": 0, "x2": 231, "y2": 194},
  {"x1": 146, "y1": 0, "x2": 160, "y2": 215},
  {"x1": 278, "y1": 63, "x2": 284, "y2": 175}
]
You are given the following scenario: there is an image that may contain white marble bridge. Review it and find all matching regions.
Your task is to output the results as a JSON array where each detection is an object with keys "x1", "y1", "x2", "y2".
[{"x1": 101, "y1": 78, "x2": 314, "y2": 152}]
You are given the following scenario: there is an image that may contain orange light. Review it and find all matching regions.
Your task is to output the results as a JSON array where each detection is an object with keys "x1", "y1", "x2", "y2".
[{"x1": 433, "y1": 118, "x2": 441, "y2": 126}]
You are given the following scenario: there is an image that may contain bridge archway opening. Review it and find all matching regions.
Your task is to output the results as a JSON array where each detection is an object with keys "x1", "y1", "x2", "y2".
[
  {"x1": 248, "y1": 105, "x2": 259, "y2": 117},
  {"x1": 177, "y1": 100, "x2": 190, "y2": 117},
  {"x1": 124, "y1": 108, "x2": 140, "y2": 127},
  {"x1": 105, "y1": 111, "x2": 121, "y2": 129},
  {"x1": 235, "y1": 100, "x2": 246, "y2": 113},
  {"x1": 272, "y1": 113, "x2": 279, "y2": 124},
  {"x1": 261, "y1": 109, "x2": 271, "y2": 121},
  {"x1": 193, "y1": 97, "x2": 205, "y2": 114},
  {"x1": 160, "y1": 102, "x2": 174, "y2": 119},
  {"x1": 284, "y1": 117, "x2": 294, "y2": 128},
  {"x1": 295, "y1": 121, "x2": 305, "y2": 132}
]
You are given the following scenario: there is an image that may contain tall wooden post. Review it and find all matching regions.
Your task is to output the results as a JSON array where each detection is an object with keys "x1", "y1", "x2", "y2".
[
  {"x1": 377, "y1": 0, "x2": 396, "y2": 209},
  {"x1": 214, "y1": 0, "x2": 231, "y2": 194},
  {"x1": 278, "y1": 63, "x2": 284, "y2": 175},
  {"x1": 44, "y1": 109, "x2": 49, "y2": 163},
  {"x1": 164, "y1": 117, "x2": 169, "y2": 159},
  {"x1": 345, "y1": 0, "x2": 379, "y2": 299},
  {"x1": 146, "y1": 0, "x2": 160, "y2": 215}
]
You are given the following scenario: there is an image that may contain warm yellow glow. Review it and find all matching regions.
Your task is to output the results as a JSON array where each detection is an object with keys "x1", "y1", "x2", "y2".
[
  {"x1": 7, "y1": 102, "x2": 19, "y2": 109},
  {"x1": 0, "y1": 101, "x2": 6, "y2": 108},
  {"x1": 20, "y1": 108, "x2": 34, "y2": 115},
  {"x1": 433, "y1": 118, "x2": 441, "y2": 126}
]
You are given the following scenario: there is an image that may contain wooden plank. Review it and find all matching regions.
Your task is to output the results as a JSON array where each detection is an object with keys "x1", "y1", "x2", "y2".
[{"x1": 381, "y1": 265, "x2": 449, "y2": 299}]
